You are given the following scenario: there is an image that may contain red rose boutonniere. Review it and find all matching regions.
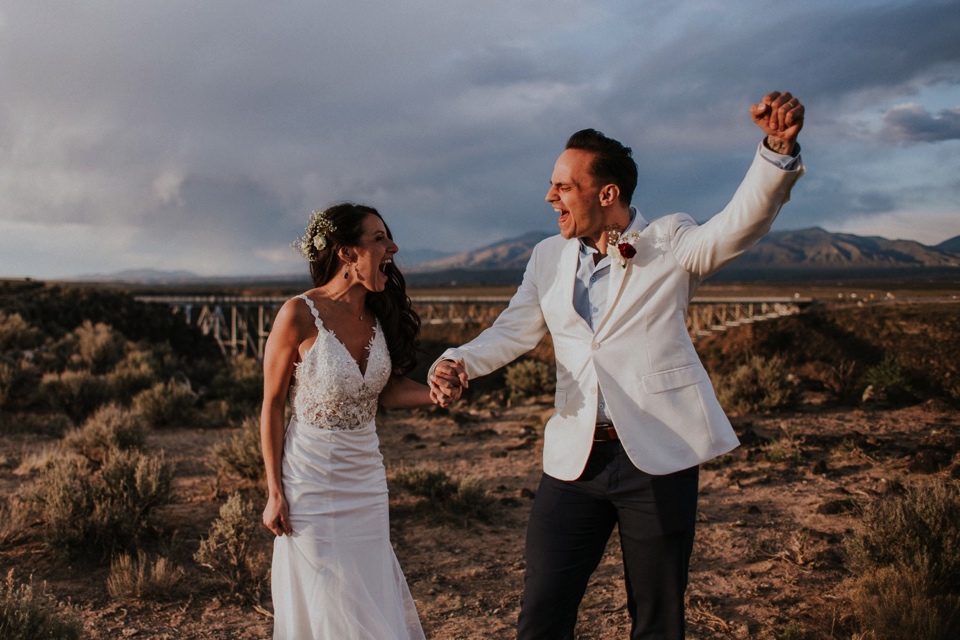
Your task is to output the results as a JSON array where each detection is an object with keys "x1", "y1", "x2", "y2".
[{"x1": 605, "y1": 226, "x2": 641, "y2": 268}]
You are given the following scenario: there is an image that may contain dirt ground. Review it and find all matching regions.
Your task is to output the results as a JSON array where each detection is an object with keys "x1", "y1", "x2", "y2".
[
  {"x1": 2, "y1": 297, "x2": 959, "y2": 639},
  {"x1": 2, "y1": 393, "x2": 958, "y2": 639}
]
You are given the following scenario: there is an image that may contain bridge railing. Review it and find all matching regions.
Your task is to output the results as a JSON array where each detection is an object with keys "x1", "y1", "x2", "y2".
[{"x1": 136, "y1": 295, "x2": 812, "y2": 360}]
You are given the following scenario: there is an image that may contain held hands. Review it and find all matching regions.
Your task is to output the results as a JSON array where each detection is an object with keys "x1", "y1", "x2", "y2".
[
  {"x1": 752, "y1": 91, "x2": 804, "y2": 156},
  {"x1": 429, "y1": 359, "x2": 469, "y2": 407}
]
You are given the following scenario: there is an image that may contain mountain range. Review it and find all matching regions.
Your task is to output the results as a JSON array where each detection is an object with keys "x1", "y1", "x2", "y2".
[
  {"x1": 73, "y1": 228, "x2": 960, "y2": 285},
  {"x1": 408, "y1": 227, "x2": 960, "y2": 273}
]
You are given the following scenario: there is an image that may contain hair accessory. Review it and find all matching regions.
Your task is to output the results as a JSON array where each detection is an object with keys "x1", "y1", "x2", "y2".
[{"x1": 293, "y1": 209, "x2": 337, "y2": 260}]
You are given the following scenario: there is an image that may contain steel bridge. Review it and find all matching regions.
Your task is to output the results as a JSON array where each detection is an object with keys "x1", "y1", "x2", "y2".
[{"x1": 136, "y1": 295, "x2": 813, "y2": 360}]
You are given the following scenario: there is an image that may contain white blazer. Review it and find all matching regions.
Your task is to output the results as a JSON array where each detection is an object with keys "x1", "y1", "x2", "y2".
[{"x1": 434, "y1": 148, "x2": 804, "y2": 480}]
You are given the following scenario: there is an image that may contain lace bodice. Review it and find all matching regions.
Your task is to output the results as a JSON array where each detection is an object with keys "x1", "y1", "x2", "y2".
[{"x1": 290, "y1": 295, "x2": 392, "y2": 430}]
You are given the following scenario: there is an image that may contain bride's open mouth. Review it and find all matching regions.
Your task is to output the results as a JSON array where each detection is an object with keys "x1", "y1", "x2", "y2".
[{"x1": 379, "y1": 259, "x2": 391, "y2": 274}]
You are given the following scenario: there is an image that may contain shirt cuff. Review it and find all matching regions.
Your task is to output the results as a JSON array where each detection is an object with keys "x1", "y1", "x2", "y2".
[{"x1": 758, "y1": 141, "x2": 801, "y2": 171}]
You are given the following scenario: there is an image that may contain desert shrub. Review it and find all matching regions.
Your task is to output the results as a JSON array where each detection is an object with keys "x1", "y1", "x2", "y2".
[
  {"x1": 850, "y1": 566, "x2": 960, "y2": 640},
  {"x1": 194, "y1": 492, "x2": 268, "y2": 603},
  {"x1": 505, "y1": 359, "x2": 555, "y2": 401},
  {"x1": 39, "y1": 368, "x2": 112, "y2": 422},
  {"x1": 846, "y1": 478, "x2": 960, "y2": 592},
  {"x1": 208, "y1": 355, "x2": 263, "y2": 415},
  {"x1": 0, "y1": 311, "x2": 41, "y2": 351},
  {"x1": 760, "y1": 427, "x2": 806, "y2": 464},
  {"x1": 13, "y1": 445, "x2": 60, "y2": 477},
  {"x1": 0, "y1": 496, "x2": 33, "y2": 546},
  {"x1": 391, "y1": 467, "x2": 497, "y2": 523},
  {"x1": 0, "y1": 571, "x2": 82, "y2": 640},
  {"x1": 107, "y1": 550, "x2": 184, "y2": 602},
  {"x1": 67, "y1": 321, "x2": 127, "y2": 374},
  {"x1": 712, "y1": 355, "x2": 800, "y2": 414},
  {"x1": 0, "y1": 412, "x2": 73, "y2": 438},
  {"x1": 845, "y1": 479, "x2": 960, "y2": 638},
  {"x1": 822, "y1": 358, "x2": 859, "y2": 400},
  {"x1": 863, "y1": 353, "x2": 914, "y2": 398},
  {"x1": 63, "y1": 404, "x2": 147, "y2": 465},
  {"x1": 0, "y1": 354, "x2": 40, "y2": 410},
  {"x1": 132, "y1": 379, "x2": 199, "y2": 429},
  {"x1": 32, "y1": 449, "x2": 174, "y2": 556},
  {"x1": 210, "y1": 415, "x2": 263, "y2": 483},
  {"x1": 107, "y1": 346, "x2": 161, "y2": 401}
]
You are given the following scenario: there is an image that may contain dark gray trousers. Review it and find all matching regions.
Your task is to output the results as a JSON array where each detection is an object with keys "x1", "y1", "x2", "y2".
[{"x1": 517, "y1": 441, "x2": 699, "y2": 640}]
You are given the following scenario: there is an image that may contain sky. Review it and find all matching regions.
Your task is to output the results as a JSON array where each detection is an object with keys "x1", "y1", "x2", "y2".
[{"x1": 1, "y1": 0, "x2": 959, "y2": 279}]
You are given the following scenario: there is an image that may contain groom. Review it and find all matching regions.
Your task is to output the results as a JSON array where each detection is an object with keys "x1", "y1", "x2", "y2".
[{"x1": 430, "y1": 91, "x2": 805, "y2": 639}]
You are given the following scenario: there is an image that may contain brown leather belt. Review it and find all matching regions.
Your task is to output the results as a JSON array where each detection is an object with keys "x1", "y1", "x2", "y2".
[{"x1": 594, "y1": 422, "x2": 619, "y2": 442}]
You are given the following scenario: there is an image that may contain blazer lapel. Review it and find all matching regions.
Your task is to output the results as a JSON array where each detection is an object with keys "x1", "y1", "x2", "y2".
[{"x1": 594, "y1": 210, "x2": 648, "y2": 336}]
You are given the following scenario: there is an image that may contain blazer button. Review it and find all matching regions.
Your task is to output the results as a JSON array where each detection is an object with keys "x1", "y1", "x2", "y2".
[{"x1": 591, "y1": 342, "x2": 600, "y2": 350}]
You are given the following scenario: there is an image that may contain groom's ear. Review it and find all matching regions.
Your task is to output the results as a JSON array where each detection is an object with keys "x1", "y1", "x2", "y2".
[{"x1": 599, "y1": 184, "x2": 620, "y2": 207}]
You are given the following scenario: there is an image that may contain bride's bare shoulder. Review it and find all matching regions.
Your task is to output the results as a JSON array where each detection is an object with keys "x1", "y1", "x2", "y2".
[{"x1": 273, "y1": 295, "x2": 318, "y2": 340}]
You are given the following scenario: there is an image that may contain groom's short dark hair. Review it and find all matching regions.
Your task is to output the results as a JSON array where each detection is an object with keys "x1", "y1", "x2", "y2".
[{"x1": 565, "y1": 129, "x2": 638, "y2": 205}]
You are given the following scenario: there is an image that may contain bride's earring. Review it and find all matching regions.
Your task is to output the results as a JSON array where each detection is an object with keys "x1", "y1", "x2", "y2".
[{"x1": 343, "y1": 267, "x2": 349, "y2": 279}]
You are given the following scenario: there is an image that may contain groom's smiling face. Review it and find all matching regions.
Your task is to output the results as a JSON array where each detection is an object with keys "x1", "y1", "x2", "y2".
[{"x1": 546, "y1": 148, "x2": 605, "y2": 247}]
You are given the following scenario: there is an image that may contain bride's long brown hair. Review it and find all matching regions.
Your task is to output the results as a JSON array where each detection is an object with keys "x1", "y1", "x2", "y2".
[{"x1": 306, "y1": 203, "x2": 421, "y2": 375}]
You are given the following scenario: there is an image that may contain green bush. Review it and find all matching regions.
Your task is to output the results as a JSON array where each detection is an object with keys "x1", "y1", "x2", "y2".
[
  {"x1": 862, "y1": 353, "x2": 916, "y2": 403},
  {"x1": 845, "y1": 479, "x2": 960, "y2": 638},
  {"x1": 32, "y1": 450, "x2": 174, "y2": 556},
  {"x1": 0, "y1": 571, "x2": 82, "y2": 640},
  {"x1": 63, "y1": 404, "x2": 147, "y2": 465},
  {"x1": 210, "y1": 415, "x2": 264, "y2": 483},
  {"x1": 132, "y1": 379, "x2": 199, "y2": 429},
  {"x1": 194, "y1": 493, "x2": 268, "y2": 603},
  {"x1": 712, "y1": 355, "x2": 800, "y2": 414},
  {"x1": 391, "y1": 466, "x2": 497, "y2": 524},
  {"x1": 504, "y1": 359, "x2": 555, "y2": 401}
]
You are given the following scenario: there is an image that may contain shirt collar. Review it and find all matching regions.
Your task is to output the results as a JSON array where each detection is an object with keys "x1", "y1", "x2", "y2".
[{"x1": 578, "y1": 206, "x2": 644, "y2": 257}]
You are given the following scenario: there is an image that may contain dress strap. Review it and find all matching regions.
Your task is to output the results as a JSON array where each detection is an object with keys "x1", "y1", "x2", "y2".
[{"x1": 297, "y1": 294, "x2": 325, "y2": 331}]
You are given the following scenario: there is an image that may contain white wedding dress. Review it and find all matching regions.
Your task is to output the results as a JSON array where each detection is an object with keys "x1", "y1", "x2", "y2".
[{"x1": 271, "y1": 295, "x2": 425, "y2": 640}]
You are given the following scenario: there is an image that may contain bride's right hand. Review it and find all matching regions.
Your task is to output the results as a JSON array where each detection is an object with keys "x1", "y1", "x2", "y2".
[{"x1": 263, "y1": 493, "x2": 292, "y2": 536}]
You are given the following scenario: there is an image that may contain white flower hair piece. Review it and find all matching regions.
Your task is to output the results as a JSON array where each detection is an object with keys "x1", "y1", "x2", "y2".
[{"x1": 293, "y1": 209, "x2": 337, "y2": 260}]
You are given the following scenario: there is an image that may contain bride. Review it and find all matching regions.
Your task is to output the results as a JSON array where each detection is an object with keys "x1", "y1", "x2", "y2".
[{"x1": 260, "y1": 203, "x2": 460, "y2": 639}]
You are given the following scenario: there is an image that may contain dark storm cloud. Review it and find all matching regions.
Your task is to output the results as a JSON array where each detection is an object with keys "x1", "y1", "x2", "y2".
[
  {"x1": 880, "y1": 104, "x2": 960, "y2": 142},
  {"x1": 1, "y1": 0, "x2": 959, "y2": 277}
]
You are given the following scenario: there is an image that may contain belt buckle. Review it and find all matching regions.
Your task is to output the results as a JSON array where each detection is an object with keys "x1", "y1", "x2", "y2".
[{"x1": 593, "y1": 422, "x2": 618, "y2": 442}]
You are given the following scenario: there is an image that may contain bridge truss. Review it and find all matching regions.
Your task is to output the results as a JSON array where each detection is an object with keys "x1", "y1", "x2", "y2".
[{"x1": 136, "y1": 295, "x2": 812, "y2": 360}]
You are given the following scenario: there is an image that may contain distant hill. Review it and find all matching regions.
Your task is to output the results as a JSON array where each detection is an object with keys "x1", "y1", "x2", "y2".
[
  {"x1": 409, "y1": 227, "x2": 960, "y2": 273},
  {"x1": 937, "y1": 235, "x2": 960, "y2": 254},
  {"x1": 736, "y1": 228, "x2": 960, "y2": 269},
  {"x1": 409, "y1": 230, "x2": 550, "y2": 272},
  {"x1": 77, "y1": 268, "x2": 203, "y2": 284},
  {"x1": 73, "y1": 228, "x2": 960, "y2": 288}
]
